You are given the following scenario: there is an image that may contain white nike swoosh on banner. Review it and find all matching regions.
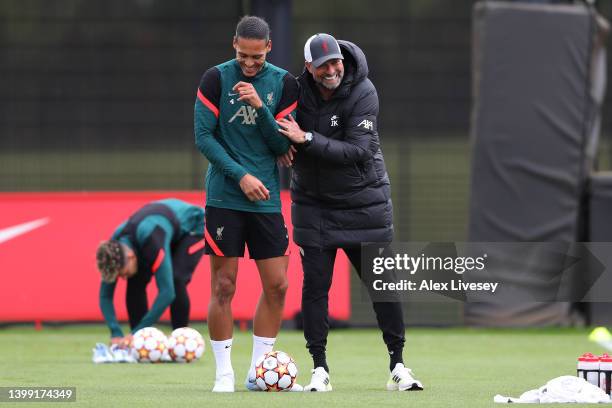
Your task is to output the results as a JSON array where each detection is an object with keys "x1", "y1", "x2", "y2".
[{"x1": 0, "y1": 217, "x2": 50, "y2": 245}]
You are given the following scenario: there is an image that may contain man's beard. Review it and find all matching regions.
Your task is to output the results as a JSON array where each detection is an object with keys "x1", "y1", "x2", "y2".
[{"x1": 316, "y1": 71, "x2": 344, "y2": 90}]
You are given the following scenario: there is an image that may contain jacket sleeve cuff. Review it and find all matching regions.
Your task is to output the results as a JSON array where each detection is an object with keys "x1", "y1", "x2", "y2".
[{"x1": 302, "y1": 131, "x2": 323, "y2": 153}]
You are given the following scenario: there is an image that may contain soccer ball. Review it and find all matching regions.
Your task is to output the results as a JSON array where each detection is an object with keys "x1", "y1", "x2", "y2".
[
  {"x1": 255, "y1": 350, "x2": 298, "y2": 391},
  {"x1": 167, "y1": 327, "x2": 205, "y2": 363},
  {"x1": 130, "y1": 327, "x2": 167, "y2": 363}
]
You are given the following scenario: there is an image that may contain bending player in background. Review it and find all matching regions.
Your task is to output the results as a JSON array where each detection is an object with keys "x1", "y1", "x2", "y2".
[
  {"x1": 194, "y1": 16, "x2": 300, "y2": 392},
  {"x1": 96, "y1": 198, "x2": 205, "y2": 347}
]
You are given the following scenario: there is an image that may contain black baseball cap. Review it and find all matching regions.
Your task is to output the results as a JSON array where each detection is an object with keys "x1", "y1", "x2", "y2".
[{"x1": 304, "y1": 33, "x2": 344, "y2": 68}]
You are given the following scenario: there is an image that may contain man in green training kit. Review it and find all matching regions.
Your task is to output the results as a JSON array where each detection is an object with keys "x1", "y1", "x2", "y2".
[
  {"x1": 194, "y1": 16, "x2": 300, "y2": 392},
  {"x1": 96, "y1": 198, "x2": 205, "y2": 348}
]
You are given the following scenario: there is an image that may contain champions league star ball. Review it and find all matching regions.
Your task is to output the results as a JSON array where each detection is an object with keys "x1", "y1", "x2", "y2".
[
  {"x1": 130, "y1": 327, "x2": 167, "y2": 363},
  {"x1": 167, "y1": 327, "x2": 205, "y2": 363},
  {"x1": 255, "y1": 350, "x2": 298, "y2": 391}
]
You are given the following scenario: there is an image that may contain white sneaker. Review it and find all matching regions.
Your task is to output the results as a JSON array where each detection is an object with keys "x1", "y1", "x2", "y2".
[
  {"x1": 387, "y1": 363, "x2": 423, "y2": 391},
  {"x1": 289, "y1": 383, "x2": 304, "y2": 392},
  {"x1": 245, "y1": 367, "x2": 260, "y2": 391},
  {"x1": 212, "y1": 373, "x2": 235, "y2": 393},
  {"x1": 304, "y1": 367, "x2": 332, "y2": 392},
  {"x1": 92, "y1": 343, "x2": 114, "y2": 364},
  {"x1": 110, "y1": 344, "x2": 136, "y2": 363}
]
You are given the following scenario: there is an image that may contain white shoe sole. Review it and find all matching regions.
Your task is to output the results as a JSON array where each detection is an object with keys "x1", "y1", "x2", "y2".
[
  {"x1": 213, "y1": 379, "x2": 235, "y2": 393},
  {"x1": 304, "y1": 385, "x2": 332, "y2": 392},
  {"x1": 93, "y1": 358, "x2": 113, "y2": 364},
  {"x1": 387, "y1": 382, "x2": 423, "y2": 391}
]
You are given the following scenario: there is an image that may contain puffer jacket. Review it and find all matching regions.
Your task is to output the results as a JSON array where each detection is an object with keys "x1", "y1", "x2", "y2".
[{"x1": 291, "y1": 40, "x2": 393, "y2": 248}]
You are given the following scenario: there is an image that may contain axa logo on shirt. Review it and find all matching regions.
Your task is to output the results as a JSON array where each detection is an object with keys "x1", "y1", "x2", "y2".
[
  {"x1": 229, "y1": 105, "x2": 258, "y2": 125},
  {"x1": 358, "y1": 119, "x2": 374, "y2": 130}
]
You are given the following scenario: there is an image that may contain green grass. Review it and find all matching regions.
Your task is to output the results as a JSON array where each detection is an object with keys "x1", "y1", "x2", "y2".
[{"x1": 0, "y1": 325, "x2": 603, "y2": 407}]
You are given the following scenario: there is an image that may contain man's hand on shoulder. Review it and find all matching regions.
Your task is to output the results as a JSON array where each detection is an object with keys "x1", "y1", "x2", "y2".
[
  {"x1": 233, "y1": 81, "x2": 263, "y2": 109},
  {"x1": 277, "y1": 115, "x2": 308, "y2": 144},
  {"x1": 239, "y1": 174, "x2": 270, "y2": 201}
]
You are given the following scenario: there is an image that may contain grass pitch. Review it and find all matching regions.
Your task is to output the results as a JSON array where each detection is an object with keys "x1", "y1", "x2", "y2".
[{"x1": 0, "y1": 325, "x2": 600, "y2": 407}]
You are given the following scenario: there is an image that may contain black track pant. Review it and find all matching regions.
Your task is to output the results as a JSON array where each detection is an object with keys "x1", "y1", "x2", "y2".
[
  {"x1": 301, "y1": 246, "x2": 405, "y2": 362},
  {"x1": 127, "y1": 278, "x2": 191, "y2": 329},
  {"x1": 126, "y1": 234, "x2": 204, "y2": 330}
]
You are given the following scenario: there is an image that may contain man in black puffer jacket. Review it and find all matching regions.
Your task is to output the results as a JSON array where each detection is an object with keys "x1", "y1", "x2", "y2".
[{"x1": 277, "y1": 33, "x2": 423, "y2": 392}]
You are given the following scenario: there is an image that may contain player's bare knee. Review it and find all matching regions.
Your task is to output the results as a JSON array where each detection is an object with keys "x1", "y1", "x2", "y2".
[
  {"x1": 212, "y1": 276, "x2": 236, "y2": 305},
  {"x1": 264, "y1": 278, "x2": 288, "y2": 303}
]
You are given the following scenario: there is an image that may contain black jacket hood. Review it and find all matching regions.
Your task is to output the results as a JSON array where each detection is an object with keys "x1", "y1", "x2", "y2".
[{"x1": 337, "y1": 40, "x2": 368, "y2": 86}]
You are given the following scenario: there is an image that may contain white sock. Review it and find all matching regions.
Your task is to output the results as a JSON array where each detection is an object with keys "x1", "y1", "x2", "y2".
[
  {"x1": 250, "y1": 335, "x2": 276, "y2": 369},
  {"x1": 210, "y1": 338, "x2": 234, "y2": 378}
]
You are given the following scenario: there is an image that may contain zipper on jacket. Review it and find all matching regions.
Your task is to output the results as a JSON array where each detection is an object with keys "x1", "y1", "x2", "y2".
[{"x1": 314, "y1": 111, "x2": 321, "y2": 196}]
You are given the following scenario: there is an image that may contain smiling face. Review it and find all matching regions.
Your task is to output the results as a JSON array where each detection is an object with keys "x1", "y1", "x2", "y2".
[
  {"x1": 233, "y1": 36, "x2": 271, "y2": 77},
  {"x1": 307, "y1": 58, "x2": 344, "y2": 91}
]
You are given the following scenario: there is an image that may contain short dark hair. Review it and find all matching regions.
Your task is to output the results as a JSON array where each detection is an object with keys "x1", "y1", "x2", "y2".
[{"x1": 235, "y1": 15, "x2": 270, "y2": 42}]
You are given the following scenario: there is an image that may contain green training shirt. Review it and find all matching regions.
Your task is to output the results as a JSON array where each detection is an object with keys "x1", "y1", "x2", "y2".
[
  {"x1": 194, "y1": 59, "x2": 298, "y2": 213},
  {"x1": 99, "y1": 199, "x2": 204, "y2": 338}
]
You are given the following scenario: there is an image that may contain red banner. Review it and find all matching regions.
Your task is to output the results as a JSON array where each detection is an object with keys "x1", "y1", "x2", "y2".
[{"x1": 0, "y1": 192, "x2": 350, "y2": 323}]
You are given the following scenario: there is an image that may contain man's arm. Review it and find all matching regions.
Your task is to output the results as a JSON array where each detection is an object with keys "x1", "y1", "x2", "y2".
[
  {"x1": 131, "y1": 223, "x2": 176, "y2": 333},
  {"x1": 256, "y1": 73, "x2": 297, "y2": 155},
  {"x1": 99, "y1": 281, "x2": 124, "y2": 338},
  {"x1": 279, "y1": 85, "x2": 379, "y2": 165},
  {"x1": 305, "y1": 86, "x2": 379, "y2": 164},
  {"x1": 233, "y1": 73, "x2": 298, "y2": 156},
  {"x1": 195, "y1": 68, "x2": 248, "y2": 183}
]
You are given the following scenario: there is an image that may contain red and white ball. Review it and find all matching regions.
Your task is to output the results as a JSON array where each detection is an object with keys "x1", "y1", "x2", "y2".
[
  {"x1": 255, "y1": 350, "x2": 298, "y2": 391},
  {"x1": 167, "y1": 327, "x2": 205, "y2": 363},
  {"x1": 130, "y1": 327, "x2": 167, "y2": 363}
]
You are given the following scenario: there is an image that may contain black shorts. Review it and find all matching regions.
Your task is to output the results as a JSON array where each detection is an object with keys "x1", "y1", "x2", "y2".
[{"x1": 204, "y1": 206, "x2": 289, "y2": 260}]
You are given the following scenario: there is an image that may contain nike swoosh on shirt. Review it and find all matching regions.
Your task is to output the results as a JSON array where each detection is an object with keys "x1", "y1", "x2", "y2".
[{"x1": 0, "y1": 218, "x2": 50, "y2": 245}]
